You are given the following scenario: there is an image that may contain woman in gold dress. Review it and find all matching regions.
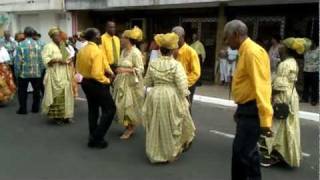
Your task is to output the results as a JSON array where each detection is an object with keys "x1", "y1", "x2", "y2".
[
  {"x1": 113, "y1": 26, "x2": 145, "y2": 139},
  {"x1": 143, "y1": 33, "x2": 195, "y2": 163}
]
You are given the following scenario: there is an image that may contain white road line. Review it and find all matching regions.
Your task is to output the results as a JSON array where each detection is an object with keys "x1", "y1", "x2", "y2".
[
  {"x1": 75, "y1": 97, "x2": 87, "y2": 101},
  {"x1": 209, "y1": 130, "x2": 311, "y2": 157},
  {"x1": 76, "y1": 94, "x2": 319, "y2": 121},
  {"x1": 209, "y1": 130, "x2": 235, "y2": 138},
  {"x1": 194, "y1": 95, "x2": 319, "y2": 122}
]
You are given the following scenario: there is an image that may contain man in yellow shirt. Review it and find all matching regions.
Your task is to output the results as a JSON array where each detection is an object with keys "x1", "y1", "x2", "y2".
[
  {"x1": 76, "y1": 28, "x2": 116, "y2": 149},
  {"x1": 224, "y1": 20, "x2": 273, "y2": 180},
  {"x1": 100, "y1": 21, "x2": 120, "y2": 67},
  {"x1": 191, "y1": 33, "x2": 206, "y2": 86},
  {"x1": 172, "y1": 26, "x2": 201, "y2": 108}
]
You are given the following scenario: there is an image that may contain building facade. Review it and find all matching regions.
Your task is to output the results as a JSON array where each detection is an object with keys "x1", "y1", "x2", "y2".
[
  {"x1": 0, "y1": 0, "x2": 72, "y2": 42},
  {"x1": 66, "y1": 0, "x2": 318, "y2": 83}
]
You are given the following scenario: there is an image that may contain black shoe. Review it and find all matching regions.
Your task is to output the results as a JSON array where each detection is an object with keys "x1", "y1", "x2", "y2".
[
  {"x1": 88, "y1": 140, "x2": 108, "y2": 149},
  {"x1": 16, "y1": 109, "x2": 27, "y2": 115},
  {"x1": 260, "y1": 157, "x2": 280, "y2": 167}
]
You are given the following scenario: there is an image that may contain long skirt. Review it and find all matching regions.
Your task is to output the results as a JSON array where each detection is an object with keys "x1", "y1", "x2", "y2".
[
  {"x1": 143, "y1": 86, "x2": 196, "y2": 163},
  {"x1": 0, "y1": 63, "x2": 16, "y2": 103},
  {"x1": 113, "y1": 73, "x2": 144, "y2": 127},
  {"x1": 259, "y1": 90, "x2": 301, "y2": 167},
  {"x1": 47, "y1": 92, "x2": 66, "y2": 119}
]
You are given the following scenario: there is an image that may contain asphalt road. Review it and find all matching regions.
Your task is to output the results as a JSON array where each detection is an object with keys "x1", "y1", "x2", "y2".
[{"x1": 0, "y1": 95, "x2": 318, "y2": 180}]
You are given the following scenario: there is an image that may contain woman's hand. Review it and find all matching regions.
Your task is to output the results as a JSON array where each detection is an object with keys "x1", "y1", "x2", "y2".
[
  {"x1": 48, "y1": 59, "x2": 58, "y2": 67},
  {"x1": 115, "y1": 67, "x2": 134, "y2": 74}
]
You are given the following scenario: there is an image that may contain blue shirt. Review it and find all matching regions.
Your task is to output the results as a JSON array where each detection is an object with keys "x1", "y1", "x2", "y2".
[{"x1": 15, "y1": 38, "x2": 44, "y2": 78}]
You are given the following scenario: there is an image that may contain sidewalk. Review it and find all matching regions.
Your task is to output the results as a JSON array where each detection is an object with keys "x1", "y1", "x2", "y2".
[{"x1": 195, "y1": 83, "x2": 319, "y2": 113}]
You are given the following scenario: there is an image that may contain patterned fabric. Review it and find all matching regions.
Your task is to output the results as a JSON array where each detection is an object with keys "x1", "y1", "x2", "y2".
[
  {"x1": 41, "y1": 42, "x2": 74, "y2": 119},
  {"x1": 47, "y1": 92, "x2": 66, "y2": 119},
  {"x1": 15, "y1": 38, "x2": 44, "y2": 78},
  {"x1": 0, "y1": 63, "x2": 16, "y2": 102},
  {"x1": 143, "y1": 56, "x2": 195, "y2": 163},
  {"x1": 304, "y1": 47, "x2": 319, "y2": 72},
  {"x1": 260, "y1": 58, "x2": 301, "y2": 167},
  {"x1": 112, "y1": 46, "x2": 144, "y2": 126}
]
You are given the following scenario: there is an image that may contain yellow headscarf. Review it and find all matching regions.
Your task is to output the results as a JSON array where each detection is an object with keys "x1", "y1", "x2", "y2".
[
  {"x1": 282, "y1": 37, "x2": 311, "y2": 54},
  {"x1": 154, "y1": 33, "x2": 179, "y2": 50},
  {"x1": 123, "y1": 26, "x2": 143, "y2": 41},
  {"x1": 48, "y1": 27, "x2": 61, "y2": 38}
]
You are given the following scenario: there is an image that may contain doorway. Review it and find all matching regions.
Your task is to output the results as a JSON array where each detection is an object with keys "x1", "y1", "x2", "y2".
[{"x1": 181, "y1": 18, "x2": 218, "y2": 81}]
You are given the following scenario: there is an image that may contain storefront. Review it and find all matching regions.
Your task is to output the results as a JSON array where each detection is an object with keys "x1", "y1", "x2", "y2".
[{"x1": 70, "y1": 2, "x2": 318, "y2": 84}]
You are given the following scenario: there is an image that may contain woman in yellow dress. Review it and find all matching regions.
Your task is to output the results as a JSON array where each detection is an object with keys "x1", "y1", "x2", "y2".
[
  {"x1": 113, "y1": 26, "x2": 144, "y2": 139},
  {"x1": 41, "y1": 27, "x2": 74, "y2": 125},
  {"x1": 143, "y1": 33, "x2": 196, "y2": 163},
  {"x1": 260, "y1": 37, "x2": 310, "y2": 167}
]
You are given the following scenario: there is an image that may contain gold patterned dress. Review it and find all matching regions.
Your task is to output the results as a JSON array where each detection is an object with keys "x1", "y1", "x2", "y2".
[
  {"x1": 113, "y1": 46, "x2": 144, "y2": 126},
  {"x1": 41, "y1": 42, "x2": 74, "y2": 119},
  {"x1": 260, "y1": 57, "x2": 301, "y2": 167},
  {"x1": 143, "y1": 56, "x2": 196, "y2": 163}
]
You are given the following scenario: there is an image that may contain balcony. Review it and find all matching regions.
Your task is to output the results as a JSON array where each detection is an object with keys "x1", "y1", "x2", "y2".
[{"x1": 0, "y1": 0, "x2": 64, "y2": 12}]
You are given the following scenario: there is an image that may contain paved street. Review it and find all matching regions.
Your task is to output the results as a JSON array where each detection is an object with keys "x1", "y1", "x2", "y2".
[{"x1": 0, "y1": 94, "x2": 318, "y2": 180}]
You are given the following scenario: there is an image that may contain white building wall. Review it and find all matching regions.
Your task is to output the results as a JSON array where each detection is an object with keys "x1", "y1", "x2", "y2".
[
  {"x1": 0, "y1": 0, "x2": 64, "y2": 12},
  {"x1": 9, "y1": 11, "x2": 72, "y2": 43}
]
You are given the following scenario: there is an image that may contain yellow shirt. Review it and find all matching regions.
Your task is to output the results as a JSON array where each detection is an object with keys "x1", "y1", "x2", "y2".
[
  {"x1": 191, "y1": 40, "x2": 206, "y2": 63},
  {"x1": 101, "y1": 33, "x2": 120, "y2": 65},
  {"x1": 232, "y1": 38, "x2": 273, "y2": 128},
  {"x1": 177, "y1": 43, "x2": 201, "y2": 87},
  {"x1": 76, "y1": 42, "x2": 113, "y2": 84}
]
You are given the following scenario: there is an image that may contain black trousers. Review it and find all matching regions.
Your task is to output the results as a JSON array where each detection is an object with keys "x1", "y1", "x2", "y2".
[
  {"x1": 81, "y1": 78, "x2": 116, "y2": 142},
  {"x1": 17, "y1": 78, "x2": 42, "y2": 112},
  {"x1": 232, "y1": 101, "x2": 261, "y2": 180},
  {"x1": 188, "y1": 84, "x2": 197, "y2": 113},
  {"x1": 303, "y1": 72, "x2": 319, "y2": 103},
  {"x1": 40, "y1": 69, "x2": 46, "y2": 97}
]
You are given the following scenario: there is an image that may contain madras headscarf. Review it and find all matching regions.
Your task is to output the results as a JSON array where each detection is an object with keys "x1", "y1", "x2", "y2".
[
  {"x1": 48, "y1": 27, "x2": 61, "y2": 38},
  {"x1": 154, "y1": 33, "x2": 179, "y2": 50},
  {"x1": 123, "y1": 26, "x2": 143, "y2": 41},
  {"x1": 282, "y1": 37, "x2": 312, "y2": 54}
]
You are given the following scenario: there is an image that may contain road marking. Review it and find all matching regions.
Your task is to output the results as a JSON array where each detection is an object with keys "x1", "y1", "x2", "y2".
[
  {"x1": 209, "y1": 130, "x2": 235, "y2": 138},
  {"x1": 194, "y1": 95, "x2": 319, "y2": 122},
  {"x1": 209, "y1": 130, "x2": 311, "y2": 157},
  {"x1": 76, "y1": 94, "x2": 319, "y2": 121},
  {"x1": 75, "y1": 97, "x2": 87, "y2": 101}
]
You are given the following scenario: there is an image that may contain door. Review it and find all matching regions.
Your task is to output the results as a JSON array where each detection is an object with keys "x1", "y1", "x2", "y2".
[{"x1": 181, "y1": 18, "x2": 217, "y2": 81}]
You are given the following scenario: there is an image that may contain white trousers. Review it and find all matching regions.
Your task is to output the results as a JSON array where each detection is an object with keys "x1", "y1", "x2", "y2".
[{"x1": 220, "y1": 59, "x2": 228, "y2": 82}]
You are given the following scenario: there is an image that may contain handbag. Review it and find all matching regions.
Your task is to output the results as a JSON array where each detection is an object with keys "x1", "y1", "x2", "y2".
[{"x1": 272, "y1": 85, "x2": 295, "y2": 120}]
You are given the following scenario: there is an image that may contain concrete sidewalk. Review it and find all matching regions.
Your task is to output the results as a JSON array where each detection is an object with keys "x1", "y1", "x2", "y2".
[{"x1": 195, "y1": 83, "x2": 319, "y2": 113}]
